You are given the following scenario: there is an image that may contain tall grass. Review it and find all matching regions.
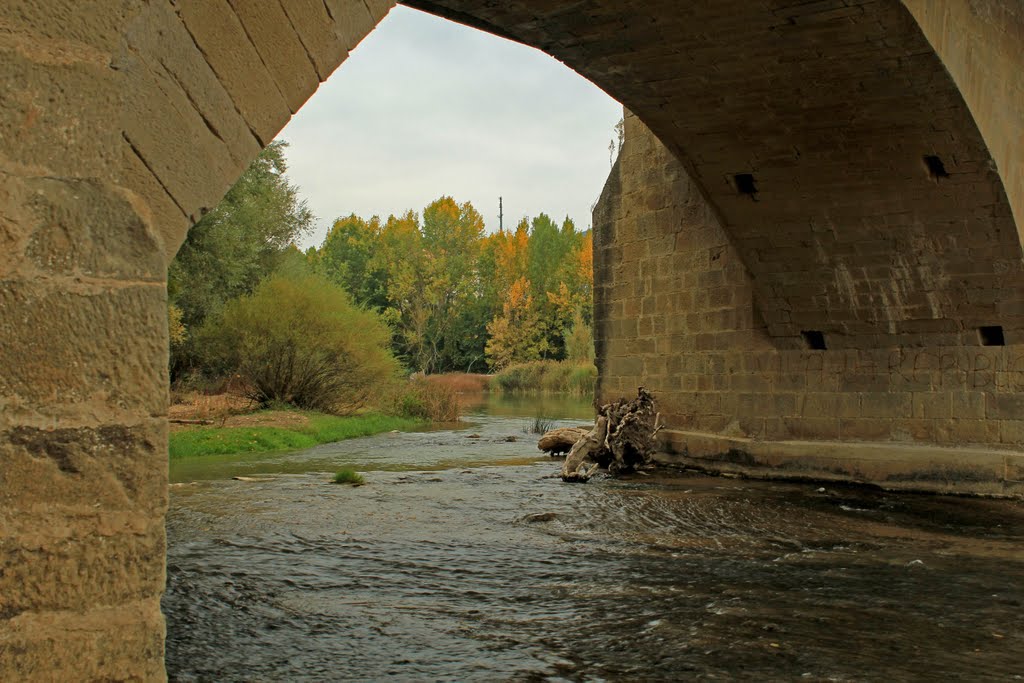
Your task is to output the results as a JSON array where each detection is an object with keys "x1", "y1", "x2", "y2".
[
  {"x1": 391, "y1": 377, "x2": 461, "y2": 422},
  {"x1": 491, "y1": 360, "x2": 597, "y2": 396},
  {"x1": 525, "y1": 416, "x2": 556, "y2": 435},
  {"x1": 422, "y1": 373, "x2": 490, "y2": 393},
  {"x1": 169, "y1": 412, "x2": 420, "y2": 458}
]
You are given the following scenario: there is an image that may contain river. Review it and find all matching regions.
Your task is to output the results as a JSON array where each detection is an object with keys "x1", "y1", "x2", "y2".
[{"x1": 164, "y1": 393, "x2": 1024, "y2": 681}]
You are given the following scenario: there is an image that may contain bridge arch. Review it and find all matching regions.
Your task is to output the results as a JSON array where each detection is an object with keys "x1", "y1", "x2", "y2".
[{"x1": 1, "y1": 1, "x2": 1022, "y2": 678}]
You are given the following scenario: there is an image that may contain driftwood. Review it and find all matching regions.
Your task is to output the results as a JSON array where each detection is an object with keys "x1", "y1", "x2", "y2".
[
  {"x1": 537, "y1": 427, "x2": 591, "y2": 455},
  {"x1": 560, "y1": 387, "x2": 661, "y2": 483},
  {"x1": 169, "y1": 418, "x2": 214, "y2": 425}
]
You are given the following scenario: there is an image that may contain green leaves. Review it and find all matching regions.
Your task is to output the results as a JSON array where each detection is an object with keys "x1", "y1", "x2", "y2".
[
  {"x1": 168, "y1": 140, "x2": 313, "y2": 377},
  {"x1": 199, "y1": 273, "x2": 400, "y2": 413}
]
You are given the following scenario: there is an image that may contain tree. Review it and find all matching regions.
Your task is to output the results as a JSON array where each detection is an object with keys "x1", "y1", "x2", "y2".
[
  {"x1": 371, "y1": 198, "x2": 486, "y2": 373},
  {"x1": 317, "y1": 214, "x2": 389, "y2": 310},
  {"x1": 421, "y1": 197, "x2": 486, "y2": 371},
  {"x1": 485, "y1": 276, "x2": 546, "y2": 369},
  {"x1": 168, "y1": 140, "x2": 313, "y2": 375},
  {"x1": 199, "y1": 273, "x2": 400, "y2": 413},
  {"x1": 564, "y1": 309, "x2": 594, "y2": 363}
]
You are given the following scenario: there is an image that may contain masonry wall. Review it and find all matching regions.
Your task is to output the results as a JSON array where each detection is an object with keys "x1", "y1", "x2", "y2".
[
  {"x1": 594, "y1": 114, "x2": 1024, "y2": 495},
  {"x1": 0, "y1": 2, "x2": 393, "y2": 680}
]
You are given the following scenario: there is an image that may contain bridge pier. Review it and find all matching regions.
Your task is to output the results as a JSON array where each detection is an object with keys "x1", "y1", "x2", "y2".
[{"x1": 594, "y1": 114, "x2": 1024, "y2": 495}]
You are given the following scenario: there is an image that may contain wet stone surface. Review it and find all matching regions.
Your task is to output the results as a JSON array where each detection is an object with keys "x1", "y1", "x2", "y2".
[{"x1": 164, "y1": 415, "x2": 1024, "y2": 681}]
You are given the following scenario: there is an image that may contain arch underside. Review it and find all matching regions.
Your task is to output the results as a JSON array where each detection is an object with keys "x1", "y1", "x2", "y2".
[{"x1": 410, "y1": 0, "x2": 1024, "y2": 348}]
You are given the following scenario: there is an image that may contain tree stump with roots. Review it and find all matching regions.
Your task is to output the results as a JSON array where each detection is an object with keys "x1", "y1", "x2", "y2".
[{"x1": 554, "y1": 387, "x2": 661, "y2": 482}]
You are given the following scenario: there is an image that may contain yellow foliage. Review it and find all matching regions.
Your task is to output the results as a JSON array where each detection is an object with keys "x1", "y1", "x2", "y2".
[{"x1": 168, "y1": 304, "x2": 187, "y2": 347}]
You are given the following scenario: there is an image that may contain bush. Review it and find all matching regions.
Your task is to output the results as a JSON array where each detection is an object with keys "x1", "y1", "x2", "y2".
[
  {"x1": 199, "y1": 274, "x2": 400, "y2": 413},
  {"x1": 391, "y1": 376, "x2": 460, "y2": 422},
  {"x1": 332, "y1": 468, "x2": 365, "y2": 485},
  {"x1": 491, "y1": 360, "x2": 596, "y2": 396}
]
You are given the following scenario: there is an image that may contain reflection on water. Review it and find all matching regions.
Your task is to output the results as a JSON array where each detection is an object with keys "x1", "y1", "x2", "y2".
[
  {"x1": 460, "y1": 391, "x2": 596, "y2": 421},
  {"x1": 164, "y1": 395, "x2": 1024, "y2": 681}
]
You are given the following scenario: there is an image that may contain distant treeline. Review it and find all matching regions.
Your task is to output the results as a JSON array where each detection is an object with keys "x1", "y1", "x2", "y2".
[{"x1": 169, "y1": 140, "x2": 594, "y2": 390}]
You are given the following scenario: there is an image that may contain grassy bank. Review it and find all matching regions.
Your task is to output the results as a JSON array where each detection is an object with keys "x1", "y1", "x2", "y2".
[
  {"x1": 169, "y1": 412, "x2": 422, "y2": 458},
  {"x1": 491, "y1": 360, "x2": 596, "y2": 395}
]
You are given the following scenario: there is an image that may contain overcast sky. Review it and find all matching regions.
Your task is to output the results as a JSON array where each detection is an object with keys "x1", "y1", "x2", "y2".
[{"x1": 274, "y1": 5, "x2": 623, "y2": 250}]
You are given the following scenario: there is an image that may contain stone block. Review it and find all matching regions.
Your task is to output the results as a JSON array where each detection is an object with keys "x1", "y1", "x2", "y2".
[
  {"x1": 0, "y1": 599, "x2": 165, "y2": 681},
  {"x1": 175, "y1": 0, "x2": 292, "y2": 143},
  {"x1": 0, "y1": 50, "x2": 119, "y2": 179},
  {"x1": 891, "y1": 418, "x2": 937, "y2": 442},
  {"x1": 782, "y1": 417, "x2": 840, "y2": 440},
  {"x1": 232, "y1": 0, "x2": 324, "y2": 107},
  {"x1": 0, "y1": 281, "x2": 167, "y2": 418},
  {"x1": 951, "y1": 391, "x2": 987, "y2": 420},
  {"x1": 0, "y1": 513, "x2": 165, "y2": 616},
  {"x1": 0, "y1": 420, "x2": 168, "y2": 512},
  {"x1": 119, "y1": 141, "x2": 190, "y2": 260},
  {"x1": 999, "y1": 419, "x2": 1024, "y2": 446},
  {"x1": 911, "y1": 392, "x2": 952, "y2": 419},
  {"x1": 936, "y1": 419, "x2": 1001, "y2": 446},
  {"x1": 986, "y1": 393, "x2": 1024, "y2": 421},
  {"x1": 121, "y1": 47, "x2": 243, "y2": 223},
  {"x1": 861, "y1": 392, "x2": 912, "y2": 418},
  {"x1": 122, "y1": 0, "x2": 261, "y2": 169},
  {"x1": 15, "y1": 175, "x2": 165, "y2": 279},
  {"x1": 0, "y1": 0, "x2": 135, "y2": 52},
  {"x1": 325, "y1": 0, "x2": 390, "y2": 51},
  {"x1": 840, "y1": 418, "x2": 892, "y2": 441}
]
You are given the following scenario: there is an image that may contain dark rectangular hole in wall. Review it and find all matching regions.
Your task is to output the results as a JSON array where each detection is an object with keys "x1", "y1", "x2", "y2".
[
  {"x1": 979, "y1": 325, "x2": 1005, "y2": 346},
  {"x1": 801, "y1": 330, "x2": 826, "y2": 350},
  {"x1": 734, "y1": 173, "x2": 757, "y2": 197},
  {"x1": 923, "y1": 155, "x2": 949, "y2": 179}
]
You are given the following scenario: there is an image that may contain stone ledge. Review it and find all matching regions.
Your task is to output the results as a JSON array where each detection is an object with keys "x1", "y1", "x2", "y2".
[{"x1": 657, "y1": 429, "x2": 1024, "y2": 497}]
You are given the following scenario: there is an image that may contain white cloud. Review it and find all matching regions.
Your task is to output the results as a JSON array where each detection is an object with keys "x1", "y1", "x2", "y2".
[{"x1": 275, "y1": 5, "x2": 623, "y2": 248}]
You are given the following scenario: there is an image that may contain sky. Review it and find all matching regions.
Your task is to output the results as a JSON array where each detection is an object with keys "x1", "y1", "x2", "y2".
[{"x1": 274, "y1": 5, "x2": 623, "y2": 250}]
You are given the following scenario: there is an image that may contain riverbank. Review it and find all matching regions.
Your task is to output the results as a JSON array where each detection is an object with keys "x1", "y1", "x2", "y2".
[{"x1": 169, "y1": 411, "x2": 424, "y2": 458}]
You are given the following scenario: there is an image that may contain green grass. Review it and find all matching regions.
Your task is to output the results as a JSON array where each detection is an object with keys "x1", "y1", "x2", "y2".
[
  {"x1": 332, "y1": 468, "x2": 365, "y2": 485},
  {"x1": 525, "y1": 416, "x2": 556, "y2": 435},
  {"x1": 168, "y1": 412, "x2": 422, "y2": 459}
]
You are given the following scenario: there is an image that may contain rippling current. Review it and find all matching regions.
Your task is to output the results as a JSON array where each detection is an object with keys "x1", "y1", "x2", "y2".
[{"x1": 165, "y1": 405, "x2": 1024, "y2": 681}]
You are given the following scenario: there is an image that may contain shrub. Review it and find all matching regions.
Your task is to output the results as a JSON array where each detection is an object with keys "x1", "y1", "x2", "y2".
[
  {"x1": 491, "y1": 360, "x2": 596, "y2": 396},
  {"x1": 199, "y1": 274, "x2": 400, "y2": 413},
  {"x1": 332, "y1": 468, "x2": 365, "y2": 485},
  {"x1": 391, "y1": 376, "x2": 460, "y2": 422}
]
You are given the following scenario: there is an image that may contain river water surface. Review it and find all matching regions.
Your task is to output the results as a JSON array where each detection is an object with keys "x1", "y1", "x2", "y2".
[{"x1": 165, "y1": 394, "x2": 1024, "y2": 681}]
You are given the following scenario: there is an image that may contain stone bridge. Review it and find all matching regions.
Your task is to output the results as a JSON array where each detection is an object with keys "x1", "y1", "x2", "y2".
[{"x1": 2, "y1": 0, "x2": 1023, "y2": 678}]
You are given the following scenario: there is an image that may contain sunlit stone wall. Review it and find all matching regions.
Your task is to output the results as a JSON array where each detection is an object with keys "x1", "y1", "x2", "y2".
[{"x1": 0, "y1": 1, "x2": 393, "y2": 679}]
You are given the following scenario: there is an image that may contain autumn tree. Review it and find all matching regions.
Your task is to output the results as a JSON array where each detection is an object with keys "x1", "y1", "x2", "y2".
[{"x1": 485, "y1": 276, "x2": 545, "y2": 369}]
